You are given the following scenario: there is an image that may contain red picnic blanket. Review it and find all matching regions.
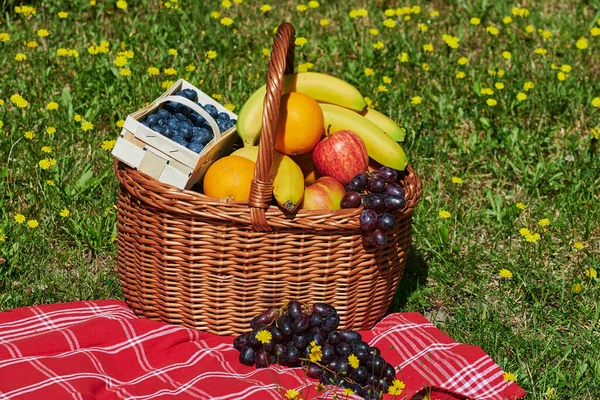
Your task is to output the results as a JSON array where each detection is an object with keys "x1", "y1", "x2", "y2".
[{"x1": 0, "y1": 301, "x2": 525, "y2": 400}]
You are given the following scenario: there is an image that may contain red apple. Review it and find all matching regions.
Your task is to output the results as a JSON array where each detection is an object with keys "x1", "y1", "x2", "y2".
[
  {"x1": 312, "y1": 130, "x2": 369, "y2": 185},
  {"x1": 301, "y1": 176, "x2": 346, "y2": 211}
]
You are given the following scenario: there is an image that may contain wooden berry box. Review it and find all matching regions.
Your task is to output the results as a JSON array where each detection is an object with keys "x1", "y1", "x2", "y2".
[{"x1": 112, "y1": 78, "x2": 239, "y2": 190}]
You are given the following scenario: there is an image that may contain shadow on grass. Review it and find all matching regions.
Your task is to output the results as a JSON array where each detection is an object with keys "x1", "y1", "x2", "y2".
[{"x1": 387, "y1": 246, "x2": 429, "y2": 314}]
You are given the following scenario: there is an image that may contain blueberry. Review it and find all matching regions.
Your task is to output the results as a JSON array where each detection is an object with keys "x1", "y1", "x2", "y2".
[
  {"x1": 192, "y1": 127, "x2": 213, "y2": 145},
  {"x1": 163, "y1": 101, "x2": 179, "y2": 114},
  {"x1": 141, "y1": 121, "x2": 150, "y2": 128},
  {"x1": 187, "y1": 142, "x2": 204, "y2": 153},
  {"x1": 172, "y1": 135, "x2": 187, "y2": 146},
  {"x1": 203, "y1": 104, "x2": 219, "y2": 119},
  {"x1": 181, "y1": 89, "x2": 198, "y2": 101},
  {"x1": 219, "y1": 120, "x2": 235, "y2": 132},
  {"x1": 146, "y1": 114, "x2": 158, "y2": 125},
  {"x1": 180, "y1": 120, "x2": 192, "y2": 129},
  {"x1": 180, "y1": 127, "x2": 192, "y2": 140},
  {"x1": 190, "y1": 112, "x2": 206, "y2": 126},
  {"x1": 157, "y1": 109, "x2": 171, "y2": 119},
  {"x1": 163, "y1": 127, "x2": 175, "y2": 138},
  {"x1": 157, "y1": 118, "x2": 168, "y2": 127},
  {"x1": 167, "y1": 119, "x2": 180, "y2": 129},
  {"x1": 174, "y1": 113, "x2": 188, "y2": 122},
  {"x1": 151, "y1": 125, "x2": 165, "y2": 135},
  {"x1": 217, "y1": 112, "x2": 230, "y2": 121}
]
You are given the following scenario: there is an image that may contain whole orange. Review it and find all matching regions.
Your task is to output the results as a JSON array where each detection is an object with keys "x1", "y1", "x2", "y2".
[
  {"x1": 275, "y1": 92, "x2": 324, "y2": 155},
  {"x1": 203, "y1": 155, "x2": 256, "y2": 201}
]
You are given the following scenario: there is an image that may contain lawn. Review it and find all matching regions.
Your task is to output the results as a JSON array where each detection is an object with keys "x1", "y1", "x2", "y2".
[{"x1": 1, "y1": 0, "x2": 600, "y2": 398}]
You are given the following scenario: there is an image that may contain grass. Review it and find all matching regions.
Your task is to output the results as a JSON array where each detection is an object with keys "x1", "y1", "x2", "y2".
[{"x1": 1, "y1": 0, "x2": 600, "y2": 398}]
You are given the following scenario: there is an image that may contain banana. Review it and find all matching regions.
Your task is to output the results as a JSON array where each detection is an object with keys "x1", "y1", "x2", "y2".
[
  {"x1": 237, "y1": 72, "x2": 367, "y2": 147},
  {"x1": 362, "y1": 108, "x2": 406, "y2": 142},
  {"x1": 231, "y1": 146, "x2": 305, "y2": 212},
  {"x1": 319, "y1": 103, "x2": 408, "y2": 171}
]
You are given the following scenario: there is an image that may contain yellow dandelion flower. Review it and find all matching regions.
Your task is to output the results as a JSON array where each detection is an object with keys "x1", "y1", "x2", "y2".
[
  {"x1": 586, "y1": 268, "x2": 597, "y2": 279},
  {"x1": 382, "y1": 76, "x2": 392, "y2": 84},
  {"x1": 373, "y1": 41, "x2": 384, "y2": 50},
  {"x1": 542, "y1": 30, "x2": 552, "y2": 39},
  {"x1": 480, "y1": 87, "x2": 494, "y2": 95},
  {"x1": 212, "y1": 93, "x2": 222, "y2": 100},
  {"x1": 418, "y1": 23, "x2": 428, "y2": 32},
  {"x1": 255, "y1": 329, "x2": 272, "y2": 344},
  {"x1": 398, "y1": 52, "x2": 408, "y2": 63},
  {"x1": 24, "y1": 131, "x2": 35, "y2": 140},
  {"x1": 502, "y1": 51, "x2": 512, "y2": 59},
  {"x1": 519, "y1": 228, "x2": 530, "y2": 237},
  {"x1": 364, "y1": 68, "x2": 374, "y2": 77},
  {"x1": 572, "y1": 283, "x2": 582, "y2": 293},
  {"x1": 341, "y1": 388, "x2": 354, "y2": 396},
  {"x1": 161, "y1": 80, "x2": 175, "y2": 89},
  {"x1": 58, "y1": 11, "x2": 68, "y2": 18},
  {"x1": 205, "y1": 50, "x2": 217, "y2": 59},
  {"x1": 574, "y1": 242, "x2": 584, "y2": 250},
  {"x1": 516, "y1": 202, "x2": 526, "y2": 210},
  {"x1": 377, "y1": 85, "x2": 388, "y2": 92},
  {"x1": 37, "y1": 29, "x2": 49, "y2": 37},
  {"x1": 591, "y1": 27, "x2": 600, "y2": 37},
  {"x1": 430, "y1": 10, "x2": 439, "y2": 18},
  {"x1": 503, "y1": 372, "x2": 517, "y2": 382},
  {"x1": 348, "y1": 354, "x2": 359, "y2": 369},
  {"x1": 116, "y1": 120, "x2": 125, "y2": 128},
  {"x1": 101, "y1": 139, "x2": 117, "y2": 151},
  {"x1": 538, "y1": 219, "x2": 550, "y2": 227},
  {"x1": 319, "y1": 19, "x2": 329, "y2": 26},
  {"x1": 422, "y1": 63, "x2": 430, "y2": 71},
  {"x1": 557, "y1": 72, "x2": 567, "y2": 81},
  {"x1": 388, "y1": 380, "x2": 406, "y2": 395},
  {"x1": 470, "y1": 17, "x2": 480, "y2": 25},
  {"x1": 168, "y1": 48, "x2": 178, "y2": 56},
  {"x1": 285, "y1": 389, "x2": 300, "y2": 400},
  {"x1": 423, "y1": 43, "x2": 434, "y2": 52},
  {"x1": 220, "y1": 17, "x2": 233, "y2": 26},
  {"x1": 41, "y1": 146, "x2": 52, "y2": 153},
  {"x1": 451, "y1": 176, "x2": 463, "y2": 184},
  {"x1": 0, "y1": 33, "x2": 11, "y2": 42},
  {"x1": 15, "y1": 53, "x2": 27, "y2": 61},
  {"x1": 439, "y1": 210, "x2": 451, "y2": 219},
  {"x1": 295, "y1": 37, "x2": 307, "y2": 46},
  {"x1": 497, "y1": 69, "x2": 505, "y2": 77},
  {"x1": 27, "y1": 220, "x2": 39, "y2": 229},
  {"x1": 561, "y1": 64, "x2": 572, "y2": 73},
  {"x1": 119, "y1": 68, "x2": 131, "y2": 77},
  {"x1": 486, "y1": 98, "x2": 497, "y2": 106},
  {"x1": 114, "y1": 56, "x2": 128, "y2": 67},
  {"x1": 309, "y1": 341, "x2": 322, "y2": 362},
  {"x1": 525, "y1": 232, "x2": 540, "y2": 243},
  {"x1": 534, "y1": 48, "x2": 547, "y2": 55},
  {"x1": 442, "y1": 35, "x2": 460, "y2": 49},
  {"x1": 356, "y1": 8, "x2": 368, "y2": 17},
  {"x1": 260, "y1": 4, "x2": 271, "y2": 12},
  {"x1": 525, "y1": 25, "x2": 534, "y2": 33},
  {"x1": 27, "y1": 41, "x2": 38, "y2": 48},
  {"x1": 14, "y1": 214, "x2": 26, "y2": 224},
  {"x1": 457, "y1": 57, "x2": 468, "y2": 65},
  {"x1": 503, "y1": 16, "x2": 513, "y2": 24},
  {"x1": 163, "y1": 67, "x2": 177, "y2": 76},
  {"x1": 46, "y1": 127, "x2": 56, "y2": 134},
  {"x1": 81, "y1": 121, "x2": 94, "y2": 131},
  {"x1": 486, "y1": 26, "x2": 499, "y2": 35},
  {"x1": 308, "y1": 1, "x2": 319, "y2": 8},
  {"x1": 60, "y1": 208, "x2": 70, "y2": 218},
  {"x1": 74, "y1": 114, "x2": 83, "y2": 122},
  {"x1": 593, "y1": 98, "x2": 600, "y2": 108},
  {"x1": 455, "y1": 71, "x2": 466, "y2": 79},
  {"x1": 516, "y1": 92, "x2": 527, "y2": 101},
  {"x1": 576, "y1": 37, "x2": 588, "y2": 50},
  {"x1": 523, "y1": 81, "x2": 534, "y2": 91},
  {"x1": 364, "y1": 97, "x2": 373, "y2": 108},
  {"x1": 147, "y1": 67, "x2": 160, "y2": 76},
  {"x1": 411, "y1": 96, "x2": 422, "y2": 105},
  {"x1": 10, "y1": 94, "x2": 29, "y2": 108},
  {"x1": 46, "y1": 102, "x2": 59, "y2": 110},
  {"x1": 591, "y1": 128, "x2": 600, "y2": 140},
  {"x1": 495, "y1": 82, "x2": 505, "y2": 90},
  {"x1": 384, "y1": 8, "x2": 395, "y2": 16},
  {"x1": 499, "y1": 269, "x2": 513, "y2": 279},
  {"x1": 221, "y1": 0, "x2": 232, "y2": 7},
  {"x1": 116, "y1": 0, "x2": 127, "y2": 9},
  {"x1": 210, "y1": 11, "x2": 221, "y2": 18},
  {"x1": 383, "y1": 19, "x2": 396, "y2": 29}
]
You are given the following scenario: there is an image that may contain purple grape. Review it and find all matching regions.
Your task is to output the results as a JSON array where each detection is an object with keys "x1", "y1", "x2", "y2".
[
  {"x1": 385, "y1": 183, "x2": 405, "y2": 199},
  {"x1": 373, "y1": 230, "x2": 388, "y2": 248},
  {"x1": 362, "y1": 232, "x2": 375, "y2": 246},
  {"x1": 293, "y1": 312, "x2": 311, "y2": 333},
  {"x1": 321, "y1": 313, "x2": 340, "y2": 332},
  {"x1": 378, "y1": 167, "x2": 398, "y2": 184},
  {"x1": 233, "y1": 333, "x2": 250, "y2": 351},
  {"x1": 367, "y1": 178, "x2": 386, "y2": 193},
  {"x1": 293, "y1": 334, "x2": 308, "y2": 349},
  {"x1": 339, "y1": 330, "x2": 362, "y2": 344},
  {"x1": 345, "y1": 173, "x2": 368, "y2": 192},
  {"x1": 360, "y1": 209, "x2": 378, "y2": 231},
  {"x1": 306, "y1": 364, "x2": 324, "y2": 379},
  {"x1": 255, "y1": 350, "x2": 269, "y2": 368},
  {"x1": 384, "y1": 363, "x2": 397, "y2": 379},
  {"x1": 341, "y1": 191, "x2": 362, "y2": 209},
  {"x1": 311, "y1": 303, "x2": 336, "y2": 318},
  {"x1": 363, "y1": 194, "x2": 384, "y2": 212},
  {"x1": 377, "y1": 212, "x2": 397, "y2": 233},
  {"x1": 250, "y1": 308, "x2": 279, "y2": 330},
  {"x1": 350, "y1": 366, "x2": 368, "y2": 384},
  {"x1": 274, "y1": 343, "x2": 287, "y2": 362},
  {"x1": 327, "y1": 331, "x2": 341, "y2": 345},
  {"x1": 321, "y1": 344, "x2": 336, "y2": 364},
  {"x1": 336, "y1": 342, "x2": 353, "y2": 356},
  {"x1": 384, "y1": 195, "x2": 406, "y2": 210},
  {"x1": 239, "y1": 346, "x2": 256, "y2": 366},
  {"x1": 310, "y1": 314, "x2": 323, "y2": 327},
  {"x1": 288, "y1": 299, "x2": 302, "y2": 320},
  {"x1": 286, "y1": 346, "x2": 300, "y2": 363}
]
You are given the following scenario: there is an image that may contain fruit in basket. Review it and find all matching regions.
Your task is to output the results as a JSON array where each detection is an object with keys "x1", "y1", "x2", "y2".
[
  {"x1": 237, "y1": 72, "x2": 367, "y2": 147},
  {"x1": 203, "y1": 155, "x2": 255, "y2": 201},
  {"x1": 290, "y1": 152, "x2": 319, "y2": 185},
  {"x1": 233, "y1": 300, "x2": 397, "y2": 400},
  {"x1": 361, "y1": 108, "x2": 406, "y2": 142},
  {"x1": 231, "y1": 146, "x2": 305, "y2": 212},
  {"x1": 301, "y1": 176, "x2": 346, "y2": 211},
  {"x1": 319, "y1": 103, "x2": 408, "y2": 171},
  {"x1": 312, "y1": 130, "x2": 368, "y2": 185},
  {"x1": 274, "y1": 93, "x2": 324, "y2": 155}
]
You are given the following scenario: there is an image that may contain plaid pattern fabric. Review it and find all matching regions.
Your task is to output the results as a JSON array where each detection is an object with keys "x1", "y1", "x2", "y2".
[{"x1": 0, "y1": 301, "x2": 525, "y2": 400}]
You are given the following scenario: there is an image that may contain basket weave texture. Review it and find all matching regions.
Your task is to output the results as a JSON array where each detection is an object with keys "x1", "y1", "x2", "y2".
[{"x1": 115, "y1": 22, "x2": 422, "y2": 335}]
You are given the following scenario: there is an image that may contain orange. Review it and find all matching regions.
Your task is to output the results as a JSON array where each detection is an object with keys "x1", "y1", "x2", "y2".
[
  {"x1": 275, "y1": 92, "x2": 324, "y2": 155},
  {"x1": 203, "y1": 155, "x2": 256, "y2": 201}
]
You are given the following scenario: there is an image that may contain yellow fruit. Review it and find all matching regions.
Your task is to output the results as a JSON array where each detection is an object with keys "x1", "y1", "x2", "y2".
[
  {"x1": 275, "y1": 92, "x2": 324, "y2": 155},
  {"x1": 319, "y1": 103, "x2": 408, "y2": 170},
  {"x1": 361, "y1": 108, "x2": 406, "y2": 142},
  {"x1": 203, "y1": 155, "x2": 255, "y2": 201},
  {"x1": 237, "y1": 72, "x2": 367, "y2": 147},
  {"x1": 232, "y1": 146, "x2": 305, "y2": 212}
]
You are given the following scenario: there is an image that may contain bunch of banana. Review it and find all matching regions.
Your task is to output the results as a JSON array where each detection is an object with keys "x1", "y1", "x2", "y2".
[
  {"x1": 231, "y1": 146, "x2": 305, "y2": 212},
  {"x1": 236, "y1": 72, "x2": 408, "y2": 171}
]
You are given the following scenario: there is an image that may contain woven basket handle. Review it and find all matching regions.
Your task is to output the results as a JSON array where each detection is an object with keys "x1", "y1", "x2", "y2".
[{"x1": 248, "y1": 22, "x2": 295, "y2": 231}]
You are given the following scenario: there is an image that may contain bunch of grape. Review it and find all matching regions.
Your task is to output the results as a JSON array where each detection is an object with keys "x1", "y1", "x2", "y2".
[
  {"x1": 233, "y1": 300, "x2": 397, "y2": 400},
  {"x1": 340, "y1": 167, "x2": 406, "y2": 248}
]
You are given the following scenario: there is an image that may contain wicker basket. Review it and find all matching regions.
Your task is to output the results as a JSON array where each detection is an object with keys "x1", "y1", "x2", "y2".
[{"x1": 115, "y1": 22, "x2": 422, "y2": 336}]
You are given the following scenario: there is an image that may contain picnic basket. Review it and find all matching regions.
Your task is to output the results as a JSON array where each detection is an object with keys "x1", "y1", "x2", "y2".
[{"x1": 114, "y1": 22, "x2": 422, "y2": 335}]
